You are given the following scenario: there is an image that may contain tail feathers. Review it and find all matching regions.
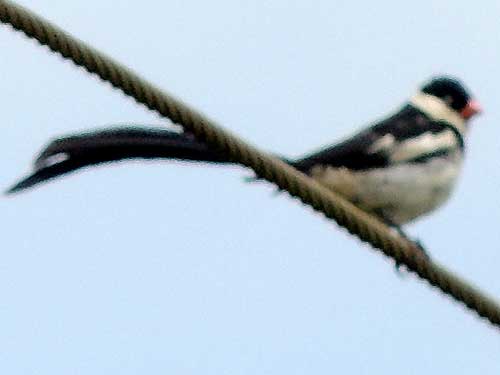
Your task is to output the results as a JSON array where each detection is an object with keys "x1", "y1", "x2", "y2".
[
  {"x1": 6, "y1": 127, "x2": 233, "y2": 194},
  {"x1": 7, "y1": 158, "x2": 88, "y2": 194}
]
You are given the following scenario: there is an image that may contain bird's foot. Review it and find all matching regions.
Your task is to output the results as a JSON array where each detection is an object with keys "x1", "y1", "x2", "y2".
[{"x1": 387, "y1": 225, "x2": 430, "y2": 274}]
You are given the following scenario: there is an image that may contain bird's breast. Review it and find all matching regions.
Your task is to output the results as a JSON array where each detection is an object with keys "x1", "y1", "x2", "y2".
[{"x1": 310, "y1": 152, "x2": 463, "y2": 225}]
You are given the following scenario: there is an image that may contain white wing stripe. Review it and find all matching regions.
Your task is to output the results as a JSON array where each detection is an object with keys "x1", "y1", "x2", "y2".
[{"x1": 390, "y1": 130, "x2": 457, "y2": 162}]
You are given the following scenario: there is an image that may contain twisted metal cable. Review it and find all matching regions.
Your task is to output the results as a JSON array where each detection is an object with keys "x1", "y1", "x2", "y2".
[{"x1": 1, "y1": 0, "x2": 499, "y2": 328}]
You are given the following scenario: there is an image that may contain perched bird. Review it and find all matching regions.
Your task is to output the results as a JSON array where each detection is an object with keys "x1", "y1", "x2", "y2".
[{"x1": 7, "y1": 76, "x2": 481, "y2": 242}]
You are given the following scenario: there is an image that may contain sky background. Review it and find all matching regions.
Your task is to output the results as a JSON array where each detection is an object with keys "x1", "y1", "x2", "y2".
[{"x1": 1, "y1": 1, "x2": 500, "y2": 373}]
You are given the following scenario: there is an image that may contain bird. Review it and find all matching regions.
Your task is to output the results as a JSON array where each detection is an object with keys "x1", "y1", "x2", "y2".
[{"x1": 6, "y1": 76, "x2": 481, "y2": 252}]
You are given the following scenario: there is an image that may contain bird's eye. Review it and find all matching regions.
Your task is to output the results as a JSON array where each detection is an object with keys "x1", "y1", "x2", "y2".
[{"x1": 443, "y1": 95, "x2": 454, "y2": 106}]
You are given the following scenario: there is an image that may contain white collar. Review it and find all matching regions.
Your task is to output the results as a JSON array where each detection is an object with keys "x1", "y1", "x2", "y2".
[{"x1": 410, "y1": 92, "x2": 466, "y2": 137}]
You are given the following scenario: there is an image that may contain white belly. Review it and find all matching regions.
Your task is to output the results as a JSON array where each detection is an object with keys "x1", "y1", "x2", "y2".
[{"x1": 310, "y1": 153, "x2": 463, "y2": 225}]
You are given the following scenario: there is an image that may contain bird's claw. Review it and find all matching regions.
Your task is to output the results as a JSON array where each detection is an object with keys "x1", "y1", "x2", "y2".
[{"x1": 389, "y1": 228, "x2": 430, "y2": 275}]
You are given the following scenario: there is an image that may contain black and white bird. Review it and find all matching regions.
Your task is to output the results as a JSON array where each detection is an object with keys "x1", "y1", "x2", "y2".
[{"x1": 7, "y1": 76, "x2": 481, "y2": 232}]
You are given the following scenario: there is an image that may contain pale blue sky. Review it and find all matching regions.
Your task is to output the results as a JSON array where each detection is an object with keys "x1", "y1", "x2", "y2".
[{"x1": 1, "y1": 1, "x2": 500, "y2": 373}]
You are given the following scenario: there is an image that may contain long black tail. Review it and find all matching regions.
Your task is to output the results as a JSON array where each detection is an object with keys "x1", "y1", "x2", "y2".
[{"x1": 6, "y1": 127, "x2": 236, "y2": 194}]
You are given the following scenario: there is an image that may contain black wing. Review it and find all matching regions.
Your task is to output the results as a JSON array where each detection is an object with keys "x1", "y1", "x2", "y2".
[{"x1": 291, "y1": 105, "x2": 452, "y2": 172}]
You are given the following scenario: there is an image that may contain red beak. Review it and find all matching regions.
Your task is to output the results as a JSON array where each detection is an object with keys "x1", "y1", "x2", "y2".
[{"x1": 461, "y1": 99, "x2": 482, "y2": 119}]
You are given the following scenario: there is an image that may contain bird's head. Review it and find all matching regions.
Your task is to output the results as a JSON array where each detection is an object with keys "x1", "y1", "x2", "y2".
[{"x1": 420, "y1": 76, "x2": 482, "y2": 121}]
